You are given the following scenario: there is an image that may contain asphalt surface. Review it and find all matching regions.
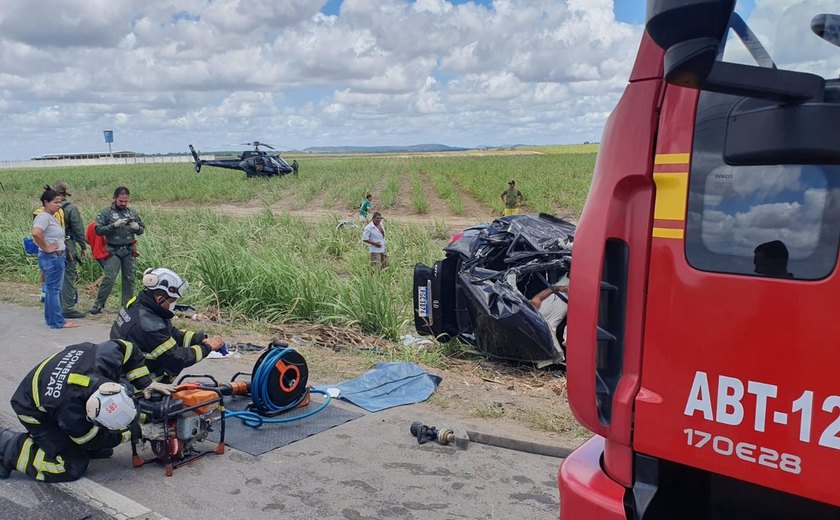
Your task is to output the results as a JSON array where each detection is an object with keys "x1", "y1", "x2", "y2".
[{"x1": 0, "y1": 302, "x2": 562, "y2": 519}]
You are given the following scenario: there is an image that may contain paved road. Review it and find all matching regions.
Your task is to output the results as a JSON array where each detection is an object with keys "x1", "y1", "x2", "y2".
[{"x1": 0, "y1": 303, "x2": 561, "y2": 519}]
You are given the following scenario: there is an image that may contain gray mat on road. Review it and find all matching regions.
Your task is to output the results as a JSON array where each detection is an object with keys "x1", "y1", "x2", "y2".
[{"x1": 208, "y1": 396, "x2": 364, "y2": 456}]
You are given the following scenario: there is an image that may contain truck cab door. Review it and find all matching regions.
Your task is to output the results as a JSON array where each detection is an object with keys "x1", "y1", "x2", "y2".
[{"x1": 634, "y1": 83, "x2": 840, "y2": 508}]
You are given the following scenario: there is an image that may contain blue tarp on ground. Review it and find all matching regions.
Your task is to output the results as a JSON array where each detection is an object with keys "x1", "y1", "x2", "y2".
[{"x1": 317, "y1": 362, "x2": 442, "y2": 412}]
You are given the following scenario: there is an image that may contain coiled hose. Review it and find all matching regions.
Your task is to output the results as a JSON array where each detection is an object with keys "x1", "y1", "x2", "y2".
[{"x1": 226, "y1": 346, "x2": 330, "y2": 428}]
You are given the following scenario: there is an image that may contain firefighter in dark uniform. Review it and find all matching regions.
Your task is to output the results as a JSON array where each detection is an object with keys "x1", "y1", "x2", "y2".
[
  {"x1": 110, "y1": 267, "x2": 225, "y2": 383},
  {"x1": 0, "y1": 340, "x2": 174, "y2": 482},
  {"x1": 90, "y1": 186, "x2": 145, "y2": 314},
  {"x1": 53, "y1": 181, "x2": 87, "y2": 319}
]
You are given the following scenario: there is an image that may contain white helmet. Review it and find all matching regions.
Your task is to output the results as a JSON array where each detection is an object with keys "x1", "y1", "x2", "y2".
[
  {"x1": 142, "y1": 268, "x2": 188, "y2": 299},
  {"x1": 85, "y1": 382, "x2": 137, "y2": 430}
]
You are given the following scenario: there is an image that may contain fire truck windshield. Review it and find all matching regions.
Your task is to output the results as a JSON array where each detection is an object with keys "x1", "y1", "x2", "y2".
[{"x1": 721, "y1": 3, "x2": 839, "y2": 80}]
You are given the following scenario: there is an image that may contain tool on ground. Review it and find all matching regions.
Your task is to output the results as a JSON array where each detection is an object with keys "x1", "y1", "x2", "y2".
[
  {"x1": 132, "y1": 341, "x2": 332, "y2": 475},
  {"x1": 224, "y1": 340, "x2": 331, "y2": 428},
  {"x1": 465, "y1": 430, "x2": 573, "y2": 459},
  {"x1": 132, "y1": 376, "x2": 230, "y2": 476},
  {"x1": 409, "y1": 422, "x2": 573, "y2": 458},
  {"x1": 409, "y1": 422, "x2": 468, "y2": 450}
]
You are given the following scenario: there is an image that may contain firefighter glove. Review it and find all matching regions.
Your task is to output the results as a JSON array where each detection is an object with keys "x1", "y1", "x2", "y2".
[
  {"x1": 113, "y1": 218, "x2": 129, "y2": 228},
  {"x1": 142, "y1": 381, "x2": 178, "y2": 399},
  {"x1": 128, "y1": 221, "x2": 140, "y2": 231}
]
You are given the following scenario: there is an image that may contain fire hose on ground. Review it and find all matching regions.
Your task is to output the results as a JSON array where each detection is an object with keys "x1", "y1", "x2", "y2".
[{"x1": 224, "y1": 343, "x2": 331, "y2": 428}]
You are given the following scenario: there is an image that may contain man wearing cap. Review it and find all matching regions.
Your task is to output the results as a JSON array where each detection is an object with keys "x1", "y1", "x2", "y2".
[
  {"x1": 110, "y1": 267, "x2": 224, "y2": 383},
  {"x1": 0, "y1": 339, "x2": 173, "y2": 482},
  {"x1": 53, "y1": 181, "x2": 87, "y2": 319},
  {"x1": 501, "y1": 180, "x2": 524, "y2": 216}
]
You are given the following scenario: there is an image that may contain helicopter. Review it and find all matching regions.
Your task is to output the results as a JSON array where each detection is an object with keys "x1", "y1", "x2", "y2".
[{"x1": 188, "y1": 141, "x2": 297, "y2": 178}]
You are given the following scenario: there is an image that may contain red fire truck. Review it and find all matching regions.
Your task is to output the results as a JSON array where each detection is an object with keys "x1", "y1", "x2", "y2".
[{"x1": 560, "y1": 1, "x2": 840, "y2": 517}]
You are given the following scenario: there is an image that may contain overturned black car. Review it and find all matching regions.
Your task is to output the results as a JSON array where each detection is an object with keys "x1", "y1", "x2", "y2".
[{"x1": 413, "y1": 213, "x2": 574, "y2": 367}]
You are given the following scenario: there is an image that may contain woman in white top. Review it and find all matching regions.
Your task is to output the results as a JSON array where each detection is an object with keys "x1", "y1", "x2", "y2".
[{"x1": 32, "y1": 187, "x2": 77, "y2": 329}]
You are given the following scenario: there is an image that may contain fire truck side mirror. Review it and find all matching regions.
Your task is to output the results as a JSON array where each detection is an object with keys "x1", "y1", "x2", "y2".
[
  {"x1": 645, "y1": 0, "x2": 733, "y2": 50},
  {"x1": 645, "y1": 0, "x2": 825, "y2": 104},
  {"x1": 811, "y1": 14, "x2": 840, "y2": 49}
]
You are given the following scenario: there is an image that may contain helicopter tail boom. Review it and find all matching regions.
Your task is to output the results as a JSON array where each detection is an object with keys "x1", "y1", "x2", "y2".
[{"x1": 188, "y1": 144, "x2": 202, "y2": 173}]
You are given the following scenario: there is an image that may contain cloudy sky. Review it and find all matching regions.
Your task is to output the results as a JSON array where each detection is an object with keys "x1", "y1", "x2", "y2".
[
  {"x1": 0, "y1": 0, "x2": 835, "y2": 160},
  {"x1": 0, "y1": 0, "x2": 651, "y2": 159}
]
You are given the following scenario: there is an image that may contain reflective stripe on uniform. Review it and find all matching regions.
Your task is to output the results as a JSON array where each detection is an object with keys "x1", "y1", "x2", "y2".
[
  {"x1": 67, "y1": 373, "x2": 90, "y2": 387},
  {"x1": 182, "y1": 331, "x2": 195, "y2": 348},
  {"x1": 126, "y1": 296, "x2": 137, "y2": 308},
  {"x1": 33, "y1": 449, "x2": 65, "y2": 474},
  {"x1": 126, "y1": 366, "x2": 150, "y2": 381},
  {"x1": 192, "y1": 345, "x2": 204, "y2": 362},
  {"x1": 32, "y1": 353, "x2": 60, "y2": 411},
  {"x1": 17, "y1": 415, "x2": 41, "y2": 425},
  {"x1": 145, "y1": 338, "x2": 176, "y2": 360},
  {"x1": 117, "y1": 339, "x2": 134, "y2": 364},
  {"x1": 16, "y1": 438, "x2": 33, "y2": 472},
  {"x1": 71, "y1": 425, "x2": 100, "y2": 445},
  {"x1": 121, "y1": 430, "x2": 132, "y2": 443}
]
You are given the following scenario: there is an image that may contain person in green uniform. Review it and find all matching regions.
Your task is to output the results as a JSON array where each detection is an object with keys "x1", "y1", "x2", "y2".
[
  {"x1": 500, "y1": 180, "x2": 524, "y2": 216},
  {"x1": 52, "y1": 181, "x2": 87, "y2": 319},
  {"x1": 90, "y1": 187, "x2": 144, "y2": 315}
]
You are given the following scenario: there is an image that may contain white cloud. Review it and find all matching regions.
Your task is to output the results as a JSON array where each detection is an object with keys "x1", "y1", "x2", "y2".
[
  {"x1": 0, "y1": 0, "x2": 645, "y2": 157},
  {"x1": 0, "y1": 0, "x2": 830, "y2": 159},
  {"x1": 698, "y1": 168, "x2": 830, "y2": 260}
]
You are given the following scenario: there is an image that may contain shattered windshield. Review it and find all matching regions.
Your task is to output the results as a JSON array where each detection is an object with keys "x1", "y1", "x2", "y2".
[{"x1": 721, "y1": 1, "x2": 840, "y2": 79}]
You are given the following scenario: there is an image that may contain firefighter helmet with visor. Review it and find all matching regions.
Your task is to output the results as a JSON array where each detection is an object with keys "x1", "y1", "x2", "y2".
[
  {"x1": 85, "y1": 382, "x2": 137, "y2": 430},
  {"x1": 142, "y1": 268, "x2": 188, "y2": 300}
]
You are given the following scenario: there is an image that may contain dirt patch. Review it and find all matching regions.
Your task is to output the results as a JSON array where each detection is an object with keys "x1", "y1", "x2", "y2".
[
  {"x1": 156, "y1": 188, "x2": 493, "y2": 232},
  {"x1": 387, "y1": 170, "x2": 411, "y2": 215},
  {"x1": 419, "y1": 168, "x2": 495, "y2": 222}
]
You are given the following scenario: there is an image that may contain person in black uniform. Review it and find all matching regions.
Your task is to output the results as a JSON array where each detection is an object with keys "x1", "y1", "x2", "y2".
[
  {"x1": 110, "y1": 267, "x2": 224, "y2": 383},
  {"x1": 0, "y1": 340, "x2": 174, "y2": 482}
]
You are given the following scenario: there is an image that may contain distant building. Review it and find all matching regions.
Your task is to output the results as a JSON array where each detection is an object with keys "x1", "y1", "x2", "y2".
[{"x1": 32, "y1": 151, "x2": 136, "y2": 160}]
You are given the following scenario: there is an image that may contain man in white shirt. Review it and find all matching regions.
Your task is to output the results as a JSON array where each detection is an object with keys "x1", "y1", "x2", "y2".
[{"x1": 362, "y1": 212, "x2": 387, "y2": 268}]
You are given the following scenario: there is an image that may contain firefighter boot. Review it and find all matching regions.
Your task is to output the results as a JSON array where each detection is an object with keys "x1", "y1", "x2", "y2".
[{"x1": 0, "y1": 428, "x2": 23, "y2": 478}]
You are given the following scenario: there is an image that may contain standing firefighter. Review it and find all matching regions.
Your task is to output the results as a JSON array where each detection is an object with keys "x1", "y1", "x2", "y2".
[
  {"x1": 53, "y1": 181, "x2": 87, "y2": 319},
  {"x1": 90, "y1": 187, "x2": 144, "y2": 314},
  {"x1": 0, "y1": 340, "x2": 173, "y2": 482},
  {"x1": 110, "y1": 267, "x2": 225, "y2": 383}
]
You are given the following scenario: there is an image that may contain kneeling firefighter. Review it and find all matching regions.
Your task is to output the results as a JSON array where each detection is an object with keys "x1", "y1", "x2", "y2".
[
  {"x1": 0, "y1": 340, "x2": 174, "y2": 481},
  {"x1": 110, "y1": 267, "x2": 224, "y2": 383}
]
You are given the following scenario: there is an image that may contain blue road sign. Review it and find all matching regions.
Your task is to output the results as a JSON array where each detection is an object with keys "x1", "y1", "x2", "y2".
[{"x1": 103, "y1": 130, "x2": 114, "y2": 143}]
